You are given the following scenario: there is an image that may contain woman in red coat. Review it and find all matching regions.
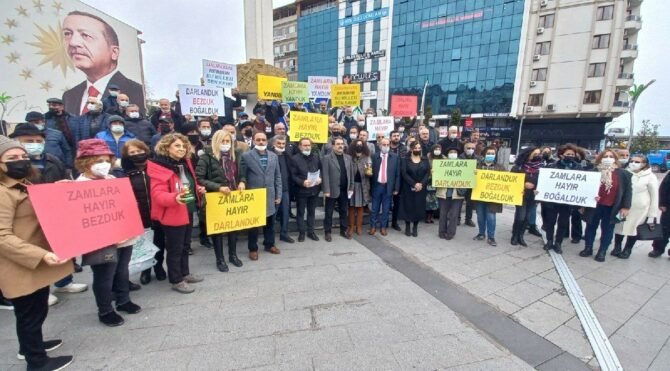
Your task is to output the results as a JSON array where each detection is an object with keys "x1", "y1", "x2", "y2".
[{"x1": 147, "y1": 133, "x2": 206, "y2": 294}]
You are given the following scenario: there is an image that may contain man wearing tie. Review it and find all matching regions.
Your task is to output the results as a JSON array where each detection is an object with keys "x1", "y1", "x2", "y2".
[{"x1": 369, "y1": 137, "x2": 400, "y2": 236}]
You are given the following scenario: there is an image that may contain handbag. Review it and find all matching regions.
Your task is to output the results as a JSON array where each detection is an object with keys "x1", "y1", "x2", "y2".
[
  {"x1": 636, "y1": 219, "x2": 664, "y2": 241},
  {"x1": 82, "y1": 246, "x2": 118, "y2": 266},
  {"x1": 128, "y1": 229, "x2": 160, "y2": 276}
]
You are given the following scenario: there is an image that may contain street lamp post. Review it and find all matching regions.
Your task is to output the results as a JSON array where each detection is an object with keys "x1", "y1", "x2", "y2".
[
  {"x1": 516, "y1": 102, "x2": 527, "y2": 156},
  {"x1": 627, "y1": 79, "x2": 656, "y2": 151}
]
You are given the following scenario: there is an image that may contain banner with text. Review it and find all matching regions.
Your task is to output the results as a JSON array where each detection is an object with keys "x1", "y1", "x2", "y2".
[
  {"x1": 206, "y1": 189, "x2": 267, "y2": 234},
  {"x1": 28, "y1": 178, "x2": 144, "y2": 260},
  {"x1": 202, "y1": 59, "x2": 237, "y2": 89},
  {"x1": 471, "y1": 170, "x2": 525, "y2": 206},
  {"x1": 290, "y1": 111, "x2": 329, "y2": 143},
  {"x1": 281, "y1": 81, "x2": 309, "y2": 103},
  {"x1": 308, "y1": 76, "x2": 337, "y2": 99},
  {"x1": 178, "y1": 84, "x2": 226, "y2": 116},
  {"x1": 331, "y1": 84, "x2": 361, "y2": 107},
  {"x1": 432, "y1": 159, "x2": 477, "y2": 188},
  {"x1": 257, "y1": 75, "x2": 287, "y2": 100},
  {"x1": 535, "y1": 168, "x2": 598, "y2": 207},
  {"x1": 391, "y1": 95, "x2": 418, "y2": 117},
  {"x1": 367, "y1": 116, "x2": 394, "y2": 141}
]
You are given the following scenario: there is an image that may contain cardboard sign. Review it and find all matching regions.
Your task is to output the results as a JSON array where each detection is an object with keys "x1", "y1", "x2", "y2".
[
  {"x1": 308, "y1": 76, "x2": 337, "y2": 99},
  {"x1": 535, "y1": 168, "x2": 598, "y2": 207},
  {"x1": 366, "y1": 116, "x2": 394, "y2": 141},
  {"x1": 27, "y1": 178, "x2": 144, "y2": 260},
  {"x1": 438, "y1": 126, "x2": 449, "y2": 138},
  {"x1": 178, "y1": 84, "x2": 226, "y2": 116},
  {"x1": 202, "y1": 59, "x2": 237, "y2": 89},
  {"x1": 391, "y1": 95, "x2": 418, "y2": 117},
  {"x1": 205, "y1": 189, "x2": 267, "y2": 234},
  {"x1": 257, "y1": 75, "x2": 287, "y2": 100},
  {"x1": 290, "y1": 111, "x2": 329, "y2": 143},
  {"x1": 281, "y1": 81, "x2": 309, "y2": 103},
  {"x1": 432, "y1": 159, "x2": 477, "y2": 188},
  {"x1": 471, "y1": 170, "x2": 525, "y2": 206},
  {"x1": 331, "y1": 84, "x2": 361, "y2": 107}
]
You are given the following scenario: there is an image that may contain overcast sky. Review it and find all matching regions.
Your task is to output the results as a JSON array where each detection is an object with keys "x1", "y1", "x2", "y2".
[{"x1": 83, "y1": 0, "x2": 667, "y2": 134}]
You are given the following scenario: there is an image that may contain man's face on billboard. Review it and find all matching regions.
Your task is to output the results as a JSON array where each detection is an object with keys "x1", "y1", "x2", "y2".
[{"x1": 63, "y1": 14, "x2": 119, "y2": 78}]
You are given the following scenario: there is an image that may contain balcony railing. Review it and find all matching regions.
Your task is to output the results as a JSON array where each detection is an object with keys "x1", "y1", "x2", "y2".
[
  {"x1": 623, "y1": 44, "x2": 638, "y2": 50},
  {"x1": 613, "y1": 101, "x2": 630, "y2": 107},
  {"x1": 625, "y1": 15, "x2": 642, "y2": 22},
  {"x1": 618, "y1": 73, "x2": 634, "y2": 79}
]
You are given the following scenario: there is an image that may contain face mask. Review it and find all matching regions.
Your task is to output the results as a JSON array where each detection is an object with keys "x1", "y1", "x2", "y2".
[
  {"x1": 429, "y1": 122, "x2": 436, "y2": 128},
  {"x1": 366, "y1": 114, "x2": 373, "y2": 118},
  {"x1": 380, "y1": 146, "x2": 390, "y2": 154},
  {"x1": 449, "y1": 134, "x2": 457, "y2": 139},
  {"x1": 448, "y1": 153, "x2": 458, "y2": 159},
  {"x1": 465, "y1": 149, "x2": 475, "y2": 156},
  {"x1": 200, "y1": 129, "x2": 211, "y2": 137},
  {"x1": 601, "y1": 157, "x2": 615, "y2": 166},
  {"x1": 301, "y1": 149, "x2": 311, "y2": 156},
  {"x1": 345, "y1": 113, "x2": 353, "y2": 118},
  {"x1": 48, "y1": 108, "x2": 59, "y2": 114},
  {"x1": 24, "y1": 143, "x2": 45, "y2": 156},
  {"x1": 243, "y1": 129, "x2": 252, "y2": 136},
  {"x1": 274, "y1": 147, "x2": 285, "y2": 153},
  {"x1": 91, "y1": 162, "x2": 111, "y2": 177},
  {"x1": 160, "y1": 125, "x2": 172, "y2": 134},
  {"x1": 187, "y1": 134, "x2": 200, "y2": 145},
  {"x1": 3, "y1": 160, "x2": 32, "y2": 179},
  {"x1": 485, "y1": 154, "x2": 495, "y2": 162},
  {"x1": 111, "y1": 125, "x2": 124, "y2": 134},
  {"x1": 128, "y1": 112, "x2": 140, "y2": 119},
  {"x1": 349, "y1": 134, "x2": 357, "y2": 140},
  {"x1": 398, "y1": 126, "x2": 405, "y2": 133},
  {"x1": 618, "y1": 158, "x2": 628, "y2": 166},
  {"x1": 412, "y1": 150, "x2": 422, "y2": 156},
  {"x1": 129, "y1": 153, "x2": 148, "y2": 164},
  {"x1": 220, "y1": 144, "x2": 231, "y2": 153},
  {"x1": 119, "y1": 101, "x2": 129, "y2": 107},
  {"x1": 35, "y1": 124, "x2": 46, "y2": 131},
  {"x1": 257, "y1": 115, "x2": 265, "y2": 122},
  {"x1": 87, "y1": 103, "x2": 98, "y2": 112},
  {"x1": 109, "y1": 91, "x2": 119, "y2": 97},
  {"x1": 434, "y1": 150, "x2": 442, "y2": 157},
  {"x1": 530, "y1": 155, "x2": 541, "y2": 162},
  {"x1": 542, "y1": 153, "x2": 551, "y2": 160},
  {"x1": 255, "y1": 145, "x2": 267, "y2": 151},
  {"x1": 358, "y1": 121, "x2": 365, "y2": 127},
  {"x1": 628, "y1": 163, "x2": 642, "y2": 172}
]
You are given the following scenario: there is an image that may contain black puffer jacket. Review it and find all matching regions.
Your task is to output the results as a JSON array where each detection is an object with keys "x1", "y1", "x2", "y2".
[{"x1": 122, "y1": 159, "x2": 151, "y2": 228}]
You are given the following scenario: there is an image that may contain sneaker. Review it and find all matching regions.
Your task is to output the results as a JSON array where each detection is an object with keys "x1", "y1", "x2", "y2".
[
  {"x1": 18, "y1": 339, "x2": 62, "y2": 360},
  {"x1": 53, "y1": 282, "x2": 88, "y2": 294},
  {"x1": 473, "y1": 234, "x2": 485, "y2": 241},
  {"x1": 172, "y1": 281, "x2": 195, "y2": 294},
  {"x1": 183, "y1": 274, "x2": 204, "y2": 283},
  {"x1": 48, "y1": 294, "x2": 59, "y2": 307},
  {"x1": 99, "y1": 311, "x2": 124, "y2": 327},
  {"x1": 116, "y1": 301, "x2": 142, "y2": 314},
  {"x1": 27, "y1": 355, "x2": 73, "y2": 371},
  {"x1": 487, "y1": 239, "x2": 497, "y2": 247},
  {"x1": 0, "y1": 297, "x2": 13, "y2": 311}
]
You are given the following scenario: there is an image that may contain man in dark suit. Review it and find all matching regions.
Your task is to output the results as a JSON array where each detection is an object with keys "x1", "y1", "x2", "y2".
[
  {"x1": 369, "y1": 137, "x2": 400, "y2": 236},
  {"x1": 61, "y1": 11, "x2": 145, "y2": 115},
  {"x1": 291, "y1": 138, "x2": 322, "y2": 242},
  {"x1": 322, "y1": 137, "x2": 354, "y2": 241}
]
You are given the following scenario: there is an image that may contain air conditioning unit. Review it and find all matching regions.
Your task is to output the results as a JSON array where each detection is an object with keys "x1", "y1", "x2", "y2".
[
  {"x1": 526, "y1": 106, "x2": 535, "y2": 112},
  {"x1": 533, "y1": 54, "x2": 541, "y2": 61},
  {"x1": 537, "y1": 27, "x2": 545, "y2": 35},
  {"x1": 530, "y1": 81, "x2": 537, "y2": 87},
  {"x1": 547, "y1": 104, "x2": 555, "y2": 112},
  {"x1": 540, "y1": 0, "x2": 549, "y2": 7}
]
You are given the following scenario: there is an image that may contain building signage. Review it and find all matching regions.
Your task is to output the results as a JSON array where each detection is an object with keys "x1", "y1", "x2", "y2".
[
  {"x1": 339, "y1": 50, "x2": 386, "y2": 63},
  {"x1": 339, "y1": 7, "x2": 390, "y2": 27},
  {"x1": 342, "y1": 71, "x2": 380, "y2": 84},
  {"x1": 361, "y1": 91, "x2": 378, "y2": 100}
]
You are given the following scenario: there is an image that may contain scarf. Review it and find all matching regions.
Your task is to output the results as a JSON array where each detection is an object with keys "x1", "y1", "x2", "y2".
[
  {"x1": 597, "y1": 163, "x2": 615, "y2": 192},
  {"x1": 220, "y1": 152, "x2": 237, "y2": 190},
  {"x1": 523, "y1": 160, "x2": 542, "y2": 174}
]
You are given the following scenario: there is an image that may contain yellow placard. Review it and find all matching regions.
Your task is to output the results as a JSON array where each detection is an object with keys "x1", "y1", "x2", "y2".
[
  {"x1": 331, "y1": 84, "x2": 361, "y2": 107},
  {"x1": 289, "y1": 111, "x2": 329, "y2": 144},
  {"x1": 205, "y1": 189, "x2": 267, "y2": 234},
  {"x1": 471, "y1": 170, "x2": 525, "y2": 206},
  {"x1": 257, "y1": 75, "x2": 286, "y2": 100}
]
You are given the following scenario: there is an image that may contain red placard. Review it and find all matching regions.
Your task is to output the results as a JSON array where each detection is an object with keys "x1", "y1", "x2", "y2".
[
  {"x1": 28, "y1": 178, "x2": 144, "y2": 260},
  {"x1": 390, "y1": 95, "x2": 418, "y2": 117},
  {"x1": 465, "y1": 118, "x2": 473, "y2": 128}
]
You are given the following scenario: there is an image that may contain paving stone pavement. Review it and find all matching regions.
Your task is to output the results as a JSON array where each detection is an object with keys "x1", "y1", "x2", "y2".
[
  {"x1": 0, "y1": 233, "x2": 534, "y2": 370},
  {"x1": 378, "y1": 203, "x2": 670, "y2": 371}
]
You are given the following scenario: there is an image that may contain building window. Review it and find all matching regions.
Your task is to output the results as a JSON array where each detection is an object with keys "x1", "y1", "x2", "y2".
[
  {"x1": 274, "y1": 46, "x2": 280, "y2": 54},
  {"x1": 592, "y1": 34, "x2": 610, "y2": 49},
  {"x1": 289, "y1": 42, "x2": 295, "y2": 51},
  {"x1": 539, "y1": 14, "x2": 555, "y2": 28},
  {"x1": 588, "y1": 63, "x2": 606, "y2": 77},
  {"x1": 451, "y1": 48, "x2": 461, "y2": 61},
  {"x1": 288, "y1": 25, "x2": 296, "y2": 34},
  {"x1": 583, "y1": 90, "x2": 602, "y2": 104},
  {"x1": 529, "y1": 94, "x2": 544, "y2": 106},
  {"x1": 534, "y1": 41, "x2": 551, "y2": 55},
  {"x1": 596, "y1": 5, "x2": 614, "y2": 21},
  {"x1": 531, "y1": 68, "x2": 547, "y2": 81}
]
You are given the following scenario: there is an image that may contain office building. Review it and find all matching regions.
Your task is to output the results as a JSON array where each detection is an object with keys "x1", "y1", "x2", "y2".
[{"x1": 273, "y1": 3, "x2": 299, "y2": 80}]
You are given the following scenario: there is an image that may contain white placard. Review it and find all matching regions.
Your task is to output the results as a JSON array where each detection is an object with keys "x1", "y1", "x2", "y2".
[
  {"x1": 308, "y1": 76, "x2": 337, "y2": 99},
  {"x1": 361, "y1": 91, "x2": 378, "y2": 100},
  {"x1": 366, "y1": 116, "x2": 394, "y2": 141},
  {"x1": 202, "y1": 59, "x2": 237, "y2": 89},
  {"x1": 535, "y1": 168, "x2": 599, "y2": 207},
  {"x1": 178, "y1": 84, "x2": 226, "y2": 116}
]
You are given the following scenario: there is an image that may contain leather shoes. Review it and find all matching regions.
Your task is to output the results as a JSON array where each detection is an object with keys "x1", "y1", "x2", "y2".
[
  {"x1": 391, "y1": 224, "x2": 402, "y2": 231},
  {"x1": 154, "y1": 266, "x2": 167, "y2": 281},
  {"x1": 340, "y1": 230, "x2": 350, "y2": 239},
  {"x1": 265, "y1": 246, "x2": 280, "y2": 254},
  {"x1": 325, "y1": 233, "x2": 332, "y2": 242},
  {"x1": 380, "y1": 228, "x2": 388, "y2": 236},
  {"x1": 128, "y1": 281, "x2": 141, "y2": 291},
  {"x1": 368, "y1": 228, "x2": 376, "y2": 236},
  {"x1": 298, "y1": 233, "x2": 305, "y2": 242},
  {"x1": 280, "y1": 235, "x2": 295, "y2": 243},
  {"x1": 140, "y1": 269, "x2": 151, "y2": 285},
  {"x1": 308, "y1": 232, "x2": 319, "y2": 241},
  {"x1": 248, "y1": 251, "x2": 258, "y2": 261}
]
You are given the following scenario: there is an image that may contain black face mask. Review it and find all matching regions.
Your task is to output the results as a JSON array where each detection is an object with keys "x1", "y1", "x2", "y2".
[
  {"x1": 3, "y1": 160, "x2": 32, "y2": 179},
  {"x1": 243, "y1": 129, "x2": 252, "y2": 137},
  {"x1": 129, "y1": 153, "x2": 148, "y2": 164},
  {"x1": 542, "y1": 153, "x2": 551, "y2": 160},
  {"x1": 188, "y1": 134, "x2": 200, "y2": 145},
  {"x1": 412, "y1": 150, "x2": 422, "y2": 156},
  {"x1": 160, "y1": 125, "x2": 171, "y2": 134}
]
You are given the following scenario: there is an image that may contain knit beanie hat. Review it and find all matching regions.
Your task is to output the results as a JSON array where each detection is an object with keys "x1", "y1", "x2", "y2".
[{"x1": 0, "y1": 135, "x2": 26, "y2": 156}]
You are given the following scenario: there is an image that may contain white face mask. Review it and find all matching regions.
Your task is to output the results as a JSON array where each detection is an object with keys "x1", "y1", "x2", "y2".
[
  {"x1": 628, "y1": 162, "x2": 642, "y2": 172},
  {"x1": 465, "y1": 149, "x2": 475, "y2": 156},
  {"x1": 119, "y1": 101, "x2": 129, "y2": 107},
  {"x1": 220, "y1": 144, "x2": 231, "y2": 153},
  {"x1": 200, "y1": 129, "x2": 211, "y2": 137},
  {"x1": 449, "y1": 134, "x2": 457, "y2": 139},
  {"x1": 91, "y1": 162, "x2": 111, "y2": 177},
  {"x1": 301, "y1": 149, "x2": 311, "y2": 156},
  {"x1": 111, "y1": 125, "x2": 124, "y2": 134},
  {"x1": 128, "y1": 112, "x2": 140, "y2": 119},
  {"x1": 434, "y1": 150, "x2": 442, "y2": 157},
  {"x1": 380, "y1": 146, "x2": 390, "y2": 154},
  {"x1": 109, "y1": 91, "x2": 119, "y2": 97},
  {"x1": 87, "y1": 103, "x2": 98, "y2": 112},
  {"x1": 398, "y1": 126, "x2": 405, "y2": 132},
  {"x1": 447, "y1": 152, "x2": 458, "y2": 159},
  {"x1": 601, "y1": 158, "x2": 615, "y2": 166},
  {"x1": 255, "y1": 145, "x2": 267, "y2": 151},
  {"x1": 429, "y1": 122, "x2": 436, "y2": 128},
  {"x1": 274, "y1": 146, "x2": 285, "y2": 153},
  {"x1": 349, "y1": 134, "x2": 357, "y2": 140},
  {"x1": 358, "y1": 121, "x2": 365, "y2": 127}
]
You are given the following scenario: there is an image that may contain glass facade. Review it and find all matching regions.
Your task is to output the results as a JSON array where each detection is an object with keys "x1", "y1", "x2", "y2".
[
  {"x1": 389, "y1": 0, "x2": 525, "y2": 115},
  {"x1": 297, "y1": 6, "x2": 339, "y2": 81}
]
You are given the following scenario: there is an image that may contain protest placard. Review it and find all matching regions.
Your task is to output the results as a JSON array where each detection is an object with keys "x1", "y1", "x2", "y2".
[
  {"x1": 206, "y1": 189, "x2": 267, "y2": 234},
  {"x1": 28, "y1": 178, "x2": 144, "y2": 260},
  {"x1": 439, "y1": 126, "x2": 449, "y2": 138},
  {"x1": 178, "y1": 84, "x2": 226, "y2": 116},
  {"x1": 331, "y1": 84, "x2": 361, "y2": 107},
  {"x1": 471, "y1": 170, "x2": 525, "y2": 205},
  {"x1": 257, "y1": 75, "x2": 286, "y2": 100},
  {"x1": 391, "y1": 95, "x2": 418, "y2": 117},
  {"x1": 366, "y1": 116, "x2": 394, "y2": 141},
  {"x1": 432, "y1": 159, "x2": 477, "y2": 188},
  {"x1": 290, "y1": 111, "x2": 329, "y2": 143},
  {"x1": 535, "y1": 168, "x2": 598, "y2": 207},
  {"x1": 202, "y1": 59, "x2": 237, "y2": 89},
  {"x1": 308, "y1": 76, "x2": 337, "y2": 99},
  {"x1": 281, "y1": 81, "x2": 309, "y2": 103}
]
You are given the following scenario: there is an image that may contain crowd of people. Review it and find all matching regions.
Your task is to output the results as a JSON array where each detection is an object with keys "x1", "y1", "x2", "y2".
[{"x1": 1, "y1": 88, "x2": 669, "y2": 371}]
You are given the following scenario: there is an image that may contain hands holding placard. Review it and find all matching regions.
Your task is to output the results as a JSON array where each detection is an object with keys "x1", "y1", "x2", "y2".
[
  {"x1": 42, "y1": 252, "x2": 68, "y2": 266},
  {"x1": 219, "y1": 186, "x2": 231, "y2": 195},
  {"x1": 414, "y1": 183, "x2": 423, "y2": 192}
]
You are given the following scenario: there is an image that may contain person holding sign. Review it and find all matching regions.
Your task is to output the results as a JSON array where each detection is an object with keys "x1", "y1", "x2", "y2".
[
  {"x1": 196, "y1": 131, "x2": 244, "y2": 272},
  {"x1": 510, "y1": 148, "x2": 543, "y2": 247},
  {"x1": 399, "y1": 141, "x2": 431, "y2": 237},
  {"x1": 148, "y1": 134, "x2": 206, "y2": 293},
  {"x1": 0, "y1": 136, "x2": 74, "y2": 370},
  {"x1": 579, "y1": 150, "x2": 632, "y2": 262},
  {"x1": 291, "y1": 138, "x2": 322, "y2": 242},
  {"x1": 473, "y1": 147, "x2": 506, "y2": 246},
  {"x1": 435, "y1": 146, "x2": 468, "y2": 240}
]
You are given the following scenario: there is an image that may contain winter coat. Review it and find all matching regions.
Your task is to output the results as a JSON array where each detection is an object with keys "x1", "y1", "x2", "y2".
[
  {"x1": 29, "y1": 154, "x2": 67, "y2": 184},
  {"x1": 321, "y1": 152, "x2": 354, "y2": 199},
  {"x1": 290, "y1": 152, "x2": 322, "y2": 197},
  {"x1": 583, "y1": 168, "x2": 633, "y2": 225},
  {"x1": 43, "y1": 127, "x2": 73, "y2": 169},
  {"x1": 122, "y1": 163, "x2": 152, "y2": 228},
  {"x1": 147, "y1": 157, "x2": 200, "y2": 227},
  {"x1": 238, "y1": 149, "x2": 282, "y2": 216},
  {"x1": 124, "y1": 117, "x2": 157, "y2": 145},
  {"x1": 74, "y1": 112, "x2": 111, "y2": 143},
  {"x1": 94, "y1": 130, "x2": 136, "y2": 159},
  {"x1": 195, "y1": 147, "x2": 241, "y2": 192},
  {"x1": 351, "y1": 154, "x2": 371, "y2": 203},
  {"x1": 511, "y1": 163, "x2": 540, "y2": 204},
  {"x1": 614, "y1": 168, "x2": 659, "y2": 236}
]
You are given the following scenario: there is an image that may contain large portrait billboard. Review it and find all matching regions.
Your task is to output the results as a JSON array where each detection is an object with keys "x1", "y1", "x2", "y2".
[{"x1": 1, "y1": 0, "x2": 146, "y2": 121}]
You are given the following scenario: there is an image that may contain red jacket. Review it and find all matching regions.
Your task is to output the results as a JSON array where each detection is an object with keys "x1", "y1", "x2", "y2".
[{"x1": 147, "y1": 158, "x2": 200, "y2": 227}]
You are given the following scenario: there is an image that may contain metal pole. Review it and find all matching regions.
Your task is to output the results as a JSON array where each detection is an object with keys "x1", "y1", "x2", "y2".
[
  {"x1": 516, "y1": 102, "x2": 526, "y2": 156},
  {"x1": 626, "y1": 102, "x2": 635, "y2": 151}
]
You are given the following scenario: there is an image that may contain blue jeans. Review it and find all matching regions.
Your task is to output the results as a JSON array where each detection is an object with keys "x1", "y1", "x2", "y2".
[
  {"x1": 370, "y1": 184, "x2": 392, "y2": 228},
  {"x1": 584, "y1": 205, "x2": 615, "y2": 251},
  {"x1": 276, "y1": 191, "x2": 290, "y2": 238},
  {"x1": 528, "y1": 202, "x2": 538, "y2": 225},
  {"x1": 54, "y1": 274, "x2": 73, "y2": 288},
  {"x1": 476, "y1": 202, "x2": 497, "y2": 239}
]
